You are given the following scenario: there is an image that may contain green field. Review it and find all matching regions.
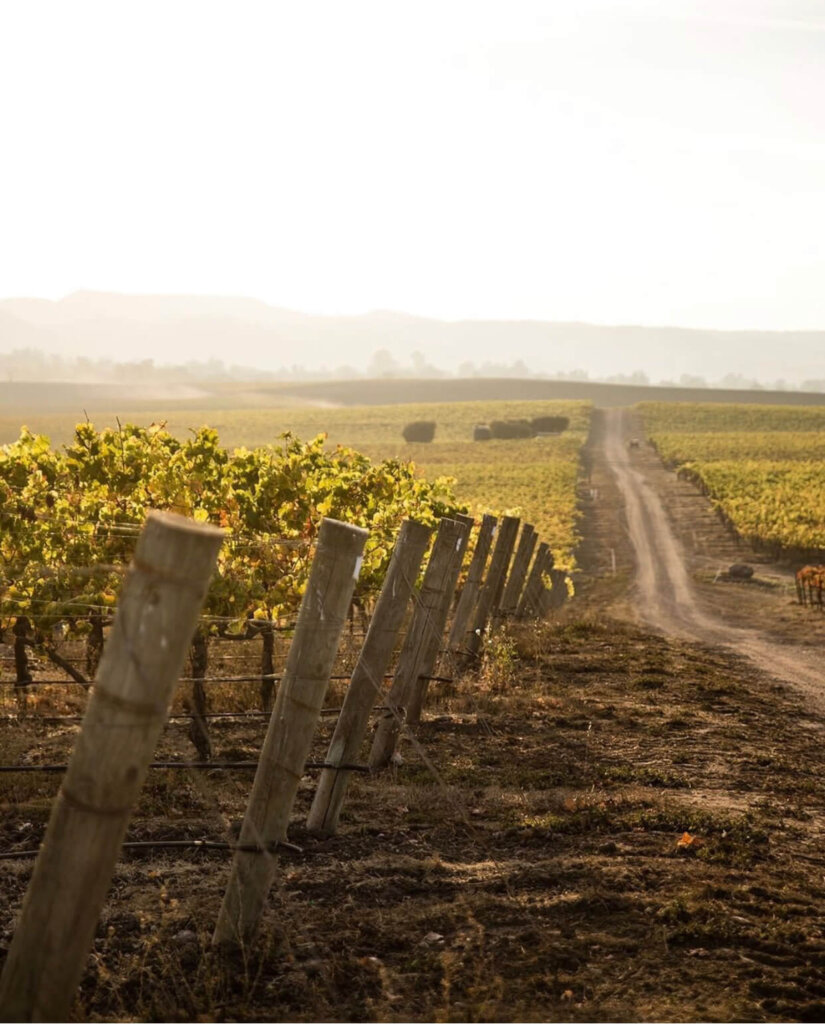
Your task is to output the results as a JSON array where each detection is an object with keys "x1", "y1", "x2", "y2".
[
  {"x1": 1, "y1": 398, "x2": 592, "y2": 570},
  {"x1": 639, "y1": 402, "x2": 825, "y2": 558}
]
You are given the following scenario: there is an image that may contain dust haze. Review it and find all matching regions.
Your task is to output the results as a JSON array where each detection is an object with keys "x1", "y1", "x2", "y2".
[{"x1": 1, "y1": 291, "x2": 824, "y2": 392}]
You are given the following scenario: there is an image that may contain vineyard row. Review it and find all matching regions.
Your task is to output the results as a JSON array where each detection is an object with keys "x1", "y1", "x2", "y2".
[{"x1": 0, "y1": 503, "x2": 564, "y2": 1020}]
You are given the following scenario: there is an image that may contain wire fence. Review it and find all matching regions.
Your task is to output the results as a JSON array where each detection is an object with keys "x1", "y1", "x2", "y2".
[
  {"x1": 0, "y1": 760, "x2": 371, "y2": 774},
  {"x1": 0, "y1": 497, "x2": 313, "y2": 548},
  {"x1": 0, "y1": 706, "x2": 378, "y2": 725},
  {"x1": 0, "y1": 514, "x2": 580, "y2": 1024},
  {"x1": 0, "y1": 673, "x2": 380, "y2": 688},
  {"x1": 0, "y1": 509, "x2": 550, "y2": 956},
  {"x1": 0, "y1": 837, "x2": 306, "y2": 862}
]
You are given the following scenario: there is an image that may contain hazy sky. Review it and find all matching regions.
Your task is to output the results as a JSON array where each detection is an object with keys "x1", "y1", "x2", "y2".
[{"x1": 2, "y1": 0, "x2": 824, "y2": 329}]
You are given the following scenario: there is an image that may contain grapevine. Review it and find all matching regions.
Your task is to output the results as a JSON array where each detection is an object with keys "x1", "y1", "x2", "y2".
[
  {"x1": 0, "y1": 422, "x2": 466, "y2": 654},
  {"x1": 639, "y1": 402, "x2": 825, "y2": 560}
]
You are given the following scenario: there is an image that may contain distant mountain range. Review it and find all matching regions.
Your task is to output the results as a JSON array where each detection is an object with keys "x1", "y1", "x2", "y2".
[{"x1": 1, "y1": 290, "x2": 823, "y2": 385}]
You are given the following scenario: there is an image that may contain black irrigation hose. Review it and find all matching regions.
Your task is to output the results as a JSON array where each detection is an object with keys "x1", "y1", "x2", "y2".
[
  {"x1": 0, "y1": 838, "x2": 305, "y2": 861},
  {"x1": 0, "y1": 760, "x2": 371, "y2": 774}
]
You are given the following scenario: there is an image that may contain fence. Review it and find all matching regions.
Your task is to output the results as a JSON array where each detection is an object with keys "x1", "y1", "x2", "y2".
[{"x1": 0, "y1": 507, "x2": 565, "y2": 1021}]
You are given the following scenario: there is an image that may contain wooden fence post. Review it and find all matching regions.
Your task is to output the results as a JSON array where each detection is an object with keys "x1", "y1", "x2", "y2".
[
  {"x1": 369, "y1": 517, "x2": 468, "y2": 770},
  {"x1": 538, "y1": 567, "x2": 569, "y2": 615},
  {"x1": 404, "y1": 516, "x2": 471, "y2": 727},
  {"x1": 463, "y1": 515, "x2": 520, "y2": 660},
  {"x1": 454, "y1": 511, "x2": 476, "y2": 540},
  {"x1": 0, "y1": 512, "x2": 224, "y2": 1024},
  {"x1": 213, "y1": 518, "x2": 368, "y2": 951},
  {"x1": 186, "y1": 626, "x2": 211, "y2": 761},
  {"x1": 446, "y1": 513, "x2": 496, "y2": 657},
  {"x1": 448, "y1": 512, "x2": 476, "y2": 614},
  {"x1": 306, "y1": 518, "x2": 432, "y2": 835},
  {"x1": 517, "y1": 543, "x2": 551, "y2": 619},
  {"x1": 499, "y1": 523, "x2": 537, "y2": 618}
]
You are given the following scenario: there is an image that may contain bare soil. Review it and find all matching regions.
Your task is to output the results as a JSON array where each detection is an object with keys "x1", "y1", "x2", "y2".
[{"x1": 2, "y1": 409, "x2": 825, "y2": 1022}]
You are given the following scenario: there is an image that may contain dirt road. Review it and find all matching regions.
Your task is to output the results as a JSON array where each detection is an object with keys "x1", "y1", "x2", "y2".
[{"x1": 602, "y1": 407, "x2": 825, "y2": 708}]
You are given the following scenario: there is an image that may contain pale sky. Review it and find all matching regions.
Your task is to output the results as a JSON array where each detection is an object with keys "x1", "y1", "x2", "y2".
[{"x1": 2, "y1": 0, "x2": 824, "y2": 329}]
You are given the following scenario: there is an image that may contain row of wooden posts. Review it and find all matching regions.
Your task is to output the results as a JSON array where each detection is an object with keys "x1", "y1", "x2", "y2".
[
  {"x1": 795, "y1": 565, "x2": 825, "y2": 609},
  {"x1": 0, "y1": 508, "x2": 564, "y2": 1022}
]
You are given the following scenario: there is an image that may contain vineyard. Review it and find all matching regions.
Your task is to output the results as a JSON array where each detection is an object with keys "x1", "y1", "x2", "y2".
[
  {"x1": 0, "y1": 408, "x2": 578, "y2": 1019},
  {"x1": 0, "y1": 398, "x2": 589, "y2": 670},
  {"x1": 0, "y1": 404, "x2": 585, "y2": 733},
  {"x1": 0, "y1": 498, "x2": 563, "y2": 1019},
  {"x1": 0, "y1": 397, "x2": 591, "y2": 573},
  {"x1": 4, "y1": 400, "x2": 825, "y2": 1021},
  {"x1": 0, "y1": 422, "x2": 462, "y2": 674},
  {"x1": 639, "y1": 401, "x2": 825, "y2": 561}
]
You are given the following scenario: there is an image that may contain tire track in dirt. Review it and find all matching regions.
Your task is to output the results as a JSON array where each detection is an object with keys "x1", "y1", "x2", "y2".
[{"x1": 602, "y1": 407, "x2": 825, "y2": 711}]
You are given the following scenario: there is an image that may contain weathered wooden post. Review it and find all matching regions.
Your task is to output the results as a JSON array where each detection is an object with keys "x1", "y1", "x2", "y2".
[
  {"x1": 213, "y1": 518, "x2": 368, "y2": 951},
  {"x1": 539, "y1": 567, "x2": 569, "y2": 615},
  {"x1": 306, "y1": 518, "x2": 432, "y2": 835},
  {"x1": 186, "y1": 626, "x2": 211, "y2": 761},
  {"x1": 0, "y1": 512, "x2": 224, "y2": 1024},
  {"x1": 449, "y1": 512, "x2": 476, "y2": 611},
  {"x1": 446, "y1": 513, "x2": 496, "y2": 656},
  {"x1": 369, "y1": 517, "x2": 468, "y2": 769},
  {"x1": 517, "y1": 544, "x2": 552, "y2": 619},
  {"x1": 463, "y1": 515, "x2": 520, "y2": 660},
  {"x1": 453, "y1": 511, "x2": 476, "y2": 540},
  {"x1": 404, "y1": 515, "x2": 471, "y2": 727},
  {"x1": 499, "y1": 523, "x2": 537, "y2": 618}
]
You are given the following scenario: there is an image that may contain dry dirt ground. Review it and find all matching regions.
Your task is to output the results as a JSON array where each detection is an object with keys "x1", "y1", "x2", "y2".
[{"x1": 2, "y1": 412, "x2": 825, "y2": 1022}]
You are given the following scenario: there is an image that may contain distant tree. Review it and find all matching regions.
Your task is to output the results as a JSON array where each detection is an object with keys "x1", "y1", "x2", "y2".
[
  {"x1": 368, "y1": 348, "x2": 400, "y2": 378},
  {"x1": 679, "y1": 374, "x2": 708, "y2": 388},
  {"x1": 719, "y1": 372, "x2": 757, "y2": 390},
  {"x1": 410, "y1": 351, "x2": 427, "y2": 376},
  {"x1": 605, "y1": 371, "x2": 650, "y2": 386}
]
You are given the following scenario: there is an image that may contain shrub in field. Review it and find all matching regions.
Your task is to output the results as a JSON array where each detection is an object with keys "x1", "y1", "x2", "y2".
[
  {"x1": 531, "y1": 415, "x2": 569, "y2": 434},
  {"x1": 473, "y1": 424, "x2": 492, "y2": 441},
  {"x1": 489, "y1": 420, "x2": 536, "y2": 440},
  {"x1": 402, "y1": 421, "x2": 436, "y2": 443}
]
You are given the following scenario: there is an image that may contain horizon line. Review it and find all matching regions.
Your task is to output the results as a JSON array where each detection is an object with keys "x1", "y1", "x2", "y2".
[{"x1": 2, "y1": 289, "x2": 825, "y2": 335}]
